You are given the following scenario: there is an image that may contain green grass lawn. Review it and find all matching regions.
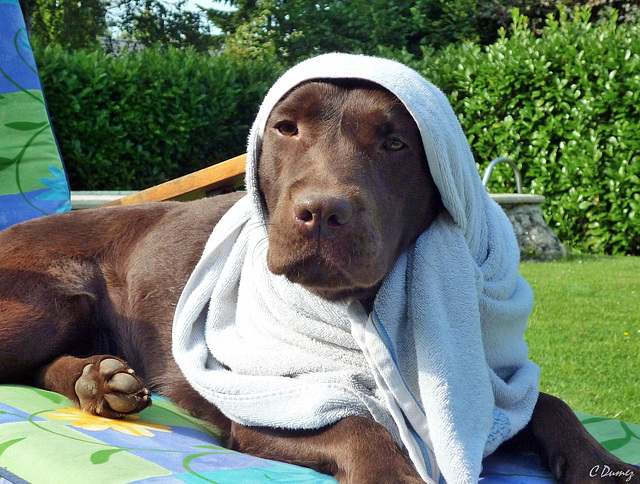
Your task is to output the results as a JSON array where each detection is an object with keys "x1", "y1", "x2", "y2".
[{"x1": 520, "y1": 255, "x2": 640, "y2": 424}]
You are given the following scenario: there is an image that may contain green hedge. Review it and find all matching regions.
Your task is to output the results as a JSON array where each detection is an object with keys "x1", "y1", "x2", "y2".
[
  {"x1": 36, "y1": 44, "x2": 282, "y2": 190},
  {"x1": 407, "y1": 9, "x2": 640, "y2": 255},
  {"x1": 34, "y1": 10, "x2": 639, "y2": 255}
]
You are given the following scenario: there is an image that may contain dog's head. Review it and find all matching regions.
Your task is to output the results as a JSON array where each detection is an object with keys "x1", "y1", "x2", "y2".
[{"x1": 258, "y1": 79, "x2": 443, "y2": 303}]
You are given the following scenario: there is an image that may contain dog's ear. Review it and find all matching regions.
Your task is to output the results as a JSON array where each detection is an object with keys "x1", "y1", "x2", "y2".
[
  {"x1": 256, "y1": 134, "x2": 277, "y2": 220},
  {"x1": 255, "y1": 174, "x2": 271, "y2": 220}
]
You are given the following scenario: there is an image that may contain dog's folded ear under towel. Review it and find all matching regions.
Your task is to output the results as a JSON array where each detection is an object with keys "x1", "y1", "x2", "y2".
[{"x1": 172, "y1": 53, "x2": 541, "y2": 484}]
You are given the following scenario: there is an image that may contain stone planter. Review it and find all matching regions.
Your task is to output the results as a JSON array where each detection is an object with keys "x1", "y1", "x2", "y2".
[
  {"x1": 490, "y1": 193, "x2": 567, "y2": 261},
  {"x1": 483, "y1": 157, "x2": 567, "y2": 261}
]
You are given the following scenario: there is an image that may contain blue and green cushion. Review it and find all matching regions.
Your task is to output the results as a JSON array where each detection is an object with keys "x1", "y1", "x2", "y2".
[
  {"x1": 0, "y1": 0, "x2": 71, "y2": 231},
  {"x1": 1, "y1": 385, "x2": 639, "y2": 483}
]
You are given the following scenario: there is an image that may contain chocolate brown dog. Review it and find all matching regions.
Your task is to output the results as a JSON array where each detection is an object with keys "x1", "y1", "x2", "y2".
[{"x1": 0, "y1": 79, "x2": 637, "y2": 484}]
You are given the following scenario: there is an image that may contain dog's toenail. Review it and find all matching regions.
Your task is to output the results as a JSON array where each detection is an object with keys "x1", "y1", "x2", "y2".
[{"x1": 127, "y1": 368, "x2": 135, "y2": 374}]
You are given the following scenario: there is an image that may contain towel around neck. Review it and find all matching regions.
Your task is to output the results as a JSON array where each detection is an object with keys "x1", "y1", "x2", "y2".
[{"x1": 172, "y1": 53, "x2": 540, "y2": 484}]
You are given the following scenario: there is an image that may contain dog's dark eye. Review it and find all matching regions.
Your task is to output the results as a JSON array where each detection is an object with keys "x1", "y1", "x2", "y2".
[
  {"x1": 384, "y1": 139, "x2": 406, "y2": 151},
  {"x1": 275, "y1": 121, "x2": 299, "y2": 137}
]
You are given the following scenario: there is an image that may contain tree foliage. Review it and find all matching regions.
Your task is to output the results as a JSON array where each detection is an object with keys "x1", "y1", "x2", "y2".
[
  {"x1": 207, "y1": 0, "x2": 638, "y2": 64},
  {"x1": 206, "y1": 0, "x2": 259, "y2": 37},
  {"x1": 409, "y1": 8, "x2": 640, "y2": 255},
  {"x1": 114, "y1": 0, "x2": 215, "y2": 51},
  {"x1": 30, "y1": 0, "x2": 108, "y2": 49},
  {"x1": 19, "y1": 0, "x2": 639, "y2": 55},
  {"x1": 209, "y1": 0, "x2": 417, "y2": 61},
  {"x1": 20, "y1": 0, "x2": 214, "y2": 51}
]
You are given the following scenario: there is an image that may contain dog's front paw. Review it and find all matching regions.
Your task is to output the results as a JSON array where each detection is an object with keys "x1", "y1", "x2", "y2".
[{"x1": 75, "y1": 356, "x2": 151, "y2": 418}]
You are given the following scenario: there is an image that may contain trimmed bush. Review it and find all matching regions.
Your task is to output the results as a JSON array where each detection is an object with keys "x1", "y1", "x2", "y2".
[
  {"x1": 33, "y1": 9, "x2": 639, "y2": 254},
  {"x1": 36, "y1": 44, "x2": 282, "y2": 190},
  {"x1": 408, "y1": 9, "x2": 640, "y2": 255}
]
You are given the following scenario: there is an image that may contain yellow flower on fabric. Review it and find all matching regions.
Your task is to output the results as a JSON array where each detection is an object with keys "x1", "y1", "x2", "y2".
[{"x1": 43, "y1": 407, "x2": 172, "y2": 437}]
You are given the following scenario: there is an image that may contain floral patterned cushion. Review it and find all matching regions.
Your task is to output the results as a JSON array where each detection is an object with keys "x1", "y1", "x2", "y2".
[
  {"x1": 0, "y1": 0, "x2": 71, "y2": 231},
  {"x1": 1, "y1": 385, "x2": 639, "y2": 483},
  {"x1": 0, "y1": 385, "x2": 335, "y2": 483}
]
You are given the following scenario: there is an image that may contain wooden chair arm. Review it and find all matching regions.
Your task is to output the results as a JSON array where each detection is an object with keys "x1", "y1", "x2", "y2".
[{"x1": 102, "y1": 154, "x2": 247, "y2": 206}]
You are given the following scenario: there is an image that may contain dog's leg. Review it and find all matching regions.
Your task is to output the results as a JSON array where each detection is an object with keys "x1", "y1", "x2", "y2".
[
  {"x1": 0, "y1": 258, "x2": 151, "y2": 418},
  {"x1": 150, "y1": 369, "x2": 232, "y2": 437},
  {"x1": 504, "y1": 392, "x2": 640, "y2": 483},
  {"x1": 35, "y1": 354, "x2": 151, "y2": 419},
  {"x1": 228, "y1": 416, "x2": 425, "y2": 484}
]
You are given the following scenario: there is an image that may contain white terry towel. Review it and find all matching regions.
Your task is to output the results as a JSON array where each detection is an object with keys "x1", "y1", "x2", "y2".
[{"x1": 172, "y1": 53, "x2": 541, "y2": 484}]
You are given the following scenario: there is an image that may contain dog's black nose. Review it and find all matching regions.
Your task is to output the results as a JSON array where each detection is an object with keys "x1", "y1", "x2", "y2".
[{"x1": 293, "y1": 192, "x2": 353, "y2": 239}]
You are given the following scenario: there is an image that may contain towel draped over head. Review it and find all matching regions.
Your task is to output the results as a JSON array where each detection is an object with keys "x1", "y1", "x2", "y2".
[{"x1": 172, "y1": 53, "x2": 540, "y2": 484}]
